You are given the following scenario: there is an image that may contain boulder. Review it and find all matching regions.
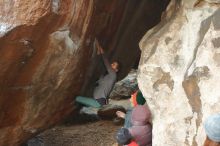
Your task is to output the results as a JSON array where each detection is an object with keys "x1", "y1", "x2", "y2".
[
  {"x1": 98, "y1": 104, "x2": 126, "y2": 120},
  {"x1": 0, "y1": 0, "x2": 127, "y2": 145},
  {"x1": 138, "y1": 0, "x2": 220, "y2": 145},
  {"x1": 0, "y1": 0, "x2": 170, "y2": 145},
  {"x1": 109, "y1": 69, "x2": 138, "y2": 100}
]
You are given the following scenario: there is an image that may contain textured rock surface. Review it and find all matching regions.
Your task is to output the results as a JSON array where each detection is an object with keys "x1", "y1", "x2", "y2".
[
  {"x1": 0, "y1": 0, "x2": 127, "y2": 145},
  {"x1": 109, "y1": 69, "x2": 138, "y2": 99},
  {"x1": 81, "y1": 0, "x2": 169, "y2": 96},
  {"x1": 109, "y1": 0, "x2": 170, "y2": 78},
  {"x1": 138, "y1": 0, "x2": 220, "y2": 146},
  {"x1": 0, "y1": 0, "x2": 170, "y2": 145}
]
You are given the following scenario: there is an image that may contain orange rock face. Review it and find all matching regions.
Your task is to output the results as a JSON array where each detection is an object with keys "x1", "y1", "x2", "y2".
[
  {"x1": 0, "y1": 0, "x2": 126, "y2": 145},
  {"x1": 0, "y1": 0, "x2": 168, "y2": 145}
]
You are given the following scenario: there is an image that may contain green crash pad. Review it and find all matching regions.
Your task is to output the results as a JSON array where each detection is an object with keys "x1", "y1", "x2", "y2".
[{"x1": 75, "y1": 96, "x2": 101, "y2": 108}]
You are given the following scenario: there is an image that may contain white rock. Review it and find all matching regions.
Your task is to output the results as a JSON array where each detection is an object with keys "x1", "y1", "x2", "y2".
[{"x1": 138, "y1": 1, "x2": 220, "y2": 145}]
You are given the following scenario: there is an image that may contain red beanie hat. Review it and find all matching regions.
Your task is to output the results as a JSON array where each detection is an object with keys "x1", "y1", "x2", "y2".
[
  {"x1": 131, "y1": 105, "x2": 151, "y2": 126},
  {"x1": 130, "y1": 91, "x2": 138, "y2": 107}
]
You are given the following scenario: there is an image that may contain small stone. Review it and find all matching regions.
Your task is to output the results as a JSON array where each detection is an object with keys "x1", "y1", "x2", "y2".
[{"x1": 97, "y1": 104, "x2": 126, "y2": 120}]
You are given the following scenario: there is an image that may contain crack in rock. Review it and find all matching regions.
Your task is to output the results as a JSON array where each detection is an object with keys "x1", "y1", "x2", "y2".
[
  {"x1": 184, "y1": 14, "x2": 212, "y2": 79},
  {"x1": 182, "y1": 66, "x2": 209, "y2": 146}
]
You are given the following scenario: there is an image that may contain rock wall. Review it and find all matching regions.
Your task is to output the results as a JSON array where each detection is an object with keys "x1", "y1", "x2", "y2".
[
  {"x1": 0, "y1": 0, "x2": 172, "y2": 145},
  {"x1": 109, "y1": 0, "x2": 169, "y2": 78},
  {"x1": 138, "y1": 0, "x2": 220, "y2": 146},
  {"x1": 0, "y1": 0, "x2": 127, "y2": 145},
  {"x1": 81, "y1": 0, "x2": 169, "y2": 97}
]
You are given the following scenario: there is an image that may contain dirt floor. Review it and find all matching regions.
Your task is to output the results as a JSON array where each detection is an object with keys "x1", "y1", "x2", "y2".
[
  {"x1": 25, "y1": 70, "x2": 135, "y2": 146},
  {"x1": 39, "y1": 120, "x2": 120, "y2": 146},
  {"x1": 27, "y1": 99, "x2": 130, "y2": 146},
  {"x1": 24, "y1": 70, "x2": 136, "y2": 146}
]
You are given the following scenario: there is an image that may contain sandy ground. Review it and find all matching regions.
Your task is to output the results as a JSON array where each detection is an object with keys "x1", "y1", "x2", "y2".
[
  {"x1": 28, "y1": 99, "x2": 130, "y2": 146},
  {"x1": 39, "y1": 120, "x2": 120, "y2": 146}
]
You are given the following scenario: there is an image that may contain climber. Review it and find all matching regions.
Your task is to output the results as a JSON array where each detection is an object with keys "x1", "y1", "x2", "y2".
[
  {"x1": 204, "y1": 113, "x2": 220, "y2": 146},
  {"x1": 115, "y1": 90, "x2": 146, "y2": 128},
  {"x1": 75, "y1": 38, "x2": 120, "y2": 108},
  {"x1": 116, "y1": 105, "x2": 152, "y2": 146}
]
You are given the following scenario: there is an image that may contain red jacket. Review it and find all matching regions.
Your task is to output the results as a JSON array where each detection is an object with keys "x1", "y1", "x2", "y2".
[{"x1": 128, "y1": 141, "x2": 139, "y2": 146}]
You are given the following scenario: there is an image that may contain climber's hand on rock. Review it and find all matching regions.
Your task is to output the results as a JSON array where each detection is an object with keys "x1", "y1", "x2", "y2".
[
  {"x1": 95, "y1": 38, "x2": 100, "y2": 55},
  {"x1": 99, "y1": 46, "x2": 104, "y2": 54},
  {"x1": 95, "y1": 38, "x2": 104, "y2": 54}
]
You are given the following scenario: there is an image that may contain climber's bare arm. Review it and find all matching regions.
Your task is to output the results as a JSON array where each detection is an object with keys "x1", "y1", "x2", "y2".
[
  {"x1": 94, "y1": 38, "x2": 113, "y2": 72},
  {"x1": 95, "y1": 38, "x2": 104, "y2": 54}
]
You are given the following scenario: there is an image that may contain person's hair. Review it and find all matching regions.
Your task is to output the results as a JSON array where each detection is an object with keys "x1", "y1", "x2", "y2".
[
  {"x1": 204, "y1": 137, "x2": 220, "y2": 146},
  {"x1": 112, "y1": 60, "x2": 120, "y2": 71}
]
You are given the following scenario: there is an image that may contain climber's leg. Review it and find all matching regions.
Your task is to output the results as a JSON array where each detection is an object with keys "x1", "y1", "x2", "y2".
[{"x1": 75, "y1": 96, "x2": 101, "y2": 108}]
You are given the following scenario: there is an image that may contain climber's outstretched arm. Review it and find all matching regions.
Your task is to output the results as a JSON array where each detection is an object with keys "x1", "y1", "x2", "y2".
[{"x1": 95, "y1": 38, "x2": 113, "y2": 73}]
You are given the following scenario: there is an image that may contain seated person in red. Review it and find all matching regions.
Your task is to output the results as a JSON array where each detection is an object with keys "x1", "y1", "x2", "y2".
[
  {"x1": 116, "y1": 105, "x2": 152, "y2": 146},
  {"x1": 75, "y1": 39, "x2": 119, "y2": 108},
  {"x1": 116, "y1": 90, "x2": 146, "y2": 128}
]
